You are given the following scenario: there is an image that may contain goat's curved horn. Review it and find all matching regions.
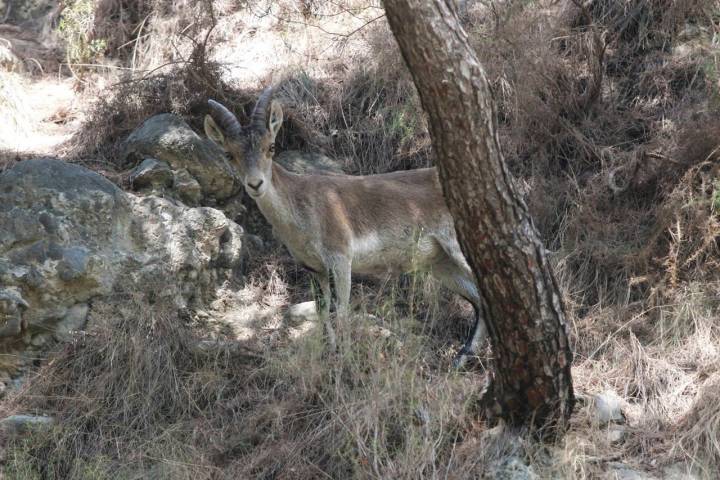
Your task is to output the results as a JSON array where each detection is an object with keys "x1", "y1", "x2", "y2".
[
  {"x1": 208, "y1": 99, "x2": 241, "y2": 136},
  {"x1": 251, "y1": 86, "x2": 274, "y2": 130}
]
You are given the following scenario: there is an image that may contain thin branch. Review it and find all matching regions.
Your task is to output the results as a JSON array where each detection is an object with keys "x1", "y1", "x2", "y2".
[
  {"x1": 107, "y1": 59, "x2": 188, "y2": 88},
  {"x1": 248, "y1": 1, "x2": 385, "y2": 40},
  {"x1": 62, "y1": 63, "x2": 138, "y2": 70},
  {"x1": 276, "y1": 13, "x2": 386, "y2": 38}
]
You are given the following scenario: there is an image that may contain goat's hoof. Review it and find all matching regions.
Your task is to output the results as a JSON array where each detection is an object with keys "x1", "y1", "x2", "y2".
[{"x1": 451, "y1": 348, "x2": 472, "y2": 371}]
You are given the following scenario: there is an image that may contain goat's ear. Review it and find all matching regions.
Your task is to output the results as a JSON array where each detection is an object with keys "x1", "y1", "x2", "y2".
[
  {"x1": 267, "y1": 100, "x2": 283, "y2": 139},
  {"x1": 204, "y1": 114, "x2": 225, "y2": 147}
]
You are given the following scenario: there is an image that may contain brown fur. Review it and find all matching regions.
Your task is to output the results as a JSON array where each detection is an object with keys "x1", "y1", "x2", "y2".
[
  {"x1": 268, "y1": 165, "x2": 451, "y2": 273},
  {"x1": 205, "y1": 91, "x2": 485, "y2": 367}
]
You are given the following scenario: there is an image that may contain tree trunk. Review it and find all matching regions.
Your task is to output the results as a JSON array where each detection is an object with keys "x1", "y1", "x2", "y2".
[{"x1": 383, "y1": 0, "x2": 575, "y2": 433}]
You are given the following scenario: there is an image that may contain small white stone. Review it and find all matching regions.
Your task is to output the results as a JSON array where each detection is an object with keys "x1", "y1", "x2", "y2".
[
  {"x1": 286, "y1": 301, "x2": 319, "y2": 324},
  {"x1": 604, "y1": 463, "x2": 657, "y2": 480},
  {"x1": 606, "y1": 425, "x2": 626, "y2": 444},
  {"x1": 593, "y1": 390, "x2": 625, "y2": 425},
  {"x1": 662, "y1": 463, "x2": 700, "y2": 480}
]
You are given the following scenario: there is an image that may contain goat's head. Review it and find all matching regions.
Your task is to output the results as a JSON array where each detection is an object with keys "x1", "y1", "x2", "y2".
[{"x1": 204, "y1": 87, "x2": 283, "y2": 199}]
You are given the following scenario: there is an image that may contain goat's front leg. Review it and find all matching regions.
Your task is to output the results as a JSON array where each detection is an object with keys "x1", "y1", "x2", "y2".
[
  {"x1": 329, "y1": 256, "x2": 352, "y2": 345},
  {"x1": 310, "y1": 272, "x2": 336, "y2": 351}
]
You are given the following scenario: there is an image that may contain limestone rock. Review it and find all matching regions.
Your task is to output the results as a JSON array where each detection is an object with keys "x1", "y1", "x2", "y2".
[
  {"x1": 0, "y1": 158, "x2": 244, "y2": 357},
  {"x1": 218, "y1": 194, "x2": 247, "y2": 223},
  {"x1": 53, "y1": 303, "x2": 89, "y2": 342},
  {"x1": 129, "y1": 158, "x2": 173, "y2": 190},
  {"x1": 122, "y1": 114, "x2": 239, "y2": 202},
  {"x1": 0, "y1": 289, "x2": 29, "y2": 338},
  {"x1": 173, "y1": 168, "x2": 203, "y2": 206}
]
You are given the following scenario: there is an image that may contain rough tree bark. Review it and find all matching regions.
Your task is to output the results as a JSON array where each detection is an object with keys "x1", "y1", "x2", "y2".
[{"x1": 383, "y1": 0, "x2": 575, "y2": 432}]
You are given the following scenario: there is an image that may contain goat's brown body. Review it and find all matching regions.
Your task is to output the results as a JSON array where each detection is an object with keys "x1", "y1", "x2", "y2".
[{"x1": 260, "y1": 164, "x2": 456, "y2": 277}]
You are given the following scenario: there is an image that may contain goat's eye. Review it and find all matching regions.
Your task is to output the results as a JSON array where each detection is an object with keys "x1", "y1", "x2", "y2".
[{"x1": 269, "y1": 143, "x2": 275, "y2": 154}]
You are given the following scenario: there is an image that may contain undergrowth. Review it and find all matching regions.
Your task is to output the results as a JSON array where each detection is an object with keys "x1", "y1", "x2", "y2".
[{"x1": 1, "y1": 284, "x2": 490, "y2": 479}]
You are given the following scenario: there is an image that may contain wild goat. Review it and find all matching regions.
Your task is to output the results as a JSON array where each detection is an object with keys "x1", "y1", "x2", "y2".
[{"x1": 205, "y1": 88, "x2": 484, "y2": 368}]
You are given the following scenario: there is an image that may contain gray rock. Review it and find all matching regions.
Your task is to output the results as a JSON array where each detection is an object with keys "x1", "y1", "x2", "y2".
[
  {"x1": 593, "y1": 390, "x2": 625, "y2": 425},
  {"x1": 218, "y1": 222, "x2": 244, "y2": 269},
  {"x1": 604, "y1": 463, "x2": 657, "y2": 480},
  {"x1": 0, "y1": 289, "x2": 29, "y2": 338},
  {"x1": 173, "y1": 168, "x2": 203, "y2": 206},
  {"x1": 38, "y1": 211, "x2": 59, "y2": 233},
  {"x1": 662, "y1": 463, "x2": 700, "y2": 480},
  {"x1": 2, "y1": 156, "x2": 120, "y2": 197},
  {"x1": 486, "y1": 457, "x2": 537, "y2": 480},
  {"x1": 54, "y1": 303, "x2": 89, "y2": 341},
  {"x1": 276, "y1": 150, "x2": 344, "y2": 175},
  {"x1": 286, "y1": 301, "x2": 319, "y2": 324},
  {"x1": 0, "y1": 159, "x2": 244, "y2": 368},
  {"x1": 57, "y1": 246, "x2": 90, "y2": 281},
  {"x1": 245, "y1": 234, "x2": 264, "y2": 251},
  {"x1": 130, "y1": 158, "x2": 174, "y2": 190},
  {"x1": 122, "y1": 114, "x2": 239, "y2": 201},
  {"x1": 0, "y1": 414, "x2": 54, "y2": 436},
  {"x1": 219, "y1": 195, "x2": 247, "y2": 223}
]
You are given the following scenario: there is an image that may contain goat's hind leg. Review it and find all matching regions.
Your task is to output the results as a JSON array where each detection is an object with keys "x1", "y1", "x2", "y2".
[
  {"x1": 452, "y1": 304, "x2": 487, "y2": 369},
  {"x1": 431, "y1": 245, "x2": 487, "y2": 369}
]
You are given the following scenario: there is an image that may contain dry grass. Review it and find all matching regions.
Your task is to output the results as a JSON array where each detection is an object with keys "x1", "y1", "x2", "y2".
[
  {"x1": 5, "y1": 266, "x2": 719, "y2": 478},
  {"x1": 1, "y1": 293, "x2": 258, "y2": 478},
  {"x1": 0, "y1": 276, "x2": 483, "y2": 479}
]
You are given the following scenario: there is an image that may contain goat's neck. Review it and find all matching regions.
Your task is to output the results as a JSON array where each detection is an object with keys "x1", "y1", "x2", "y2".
[{"x1": 253, "y1": 162, "x2": 300, "y2": 233}]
